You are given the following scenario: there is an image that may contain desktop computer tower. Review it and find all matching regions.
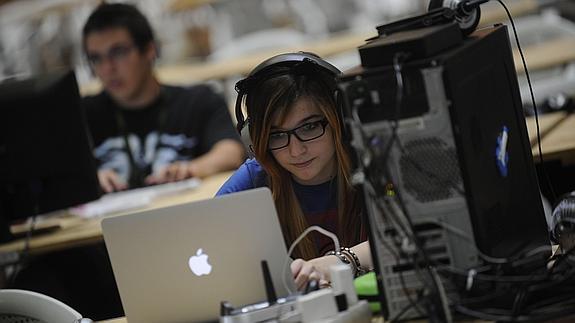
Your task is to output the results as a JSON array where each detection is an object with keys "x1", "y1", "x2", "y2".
[{"x1": 338, "y1": 24, "x2": 551, "y2": 319}]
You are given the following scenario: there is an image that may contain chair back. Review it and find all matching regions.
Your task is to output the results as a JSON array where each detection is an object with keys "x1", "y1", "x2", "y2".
[{"x1": 0, "y1": 289, "x2": 84, "y2": 323}]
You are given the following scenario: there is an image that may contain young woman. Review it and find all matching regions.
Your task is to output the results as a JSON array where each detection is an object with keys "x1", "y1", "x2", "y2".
[{"x1": 216, "y1": 52, "x2": 372, "y2": 290}]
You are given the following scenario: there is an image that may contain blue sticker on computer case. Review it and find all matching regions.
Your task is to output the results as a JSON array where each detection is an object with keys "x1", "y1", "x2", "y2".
[{"x1": 495, "y1": 126, "x2": 509, "y2": 177}]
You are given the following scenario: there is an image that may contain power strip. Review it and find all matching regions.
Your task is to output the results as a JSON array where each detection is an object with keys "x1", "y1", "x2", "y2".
[
  {"x1": 220, "y1": 295, "x2": 371, "y2": 323},
  {"x1": 220, "y1": 264, "x2": 372, "y2": 323}
]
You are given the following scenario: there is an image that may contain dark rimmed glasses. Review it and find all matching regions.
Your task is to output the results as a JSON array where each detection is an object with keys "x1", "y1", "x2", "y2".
[
  {"x1": 86, "y1": 44, "x2": 136, "y2": 67},
  {"x1": 268, "y1": 118, "x2": 329, "y2": 150}
]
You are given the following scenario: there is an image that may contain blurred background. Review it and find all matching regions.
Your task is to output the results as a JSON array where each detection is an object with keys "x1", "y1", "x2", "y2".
[
  {"x1": 1, "y1": 2, "x2": 575, "y2": 320},
  {"x1": 0, "y1": 0, "x2": 574, "y2": 110},
  {"x1": 0, "y1": 0, "x2": 424, "y2": 83}
]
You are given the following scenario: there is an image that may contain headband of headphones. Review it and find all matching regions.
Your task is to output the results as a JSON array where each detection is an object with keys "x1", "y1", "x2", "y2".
[{"x1": 234, "y1": 52, "x2": 341, "y2": 133}]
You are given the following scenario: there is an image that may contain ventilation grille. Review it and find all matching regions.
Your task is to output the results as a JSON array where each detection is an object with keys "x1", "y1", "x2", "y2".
[{"x1": 399, "y1": 137, "x2": 462, "y2": 203}]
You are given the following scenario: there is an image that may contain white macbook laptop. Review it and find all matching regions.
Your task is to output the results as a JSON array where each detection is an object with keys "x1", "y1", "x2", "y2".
[{"x1": 101, "y1": 187, "x2": 296, "y2": 323}]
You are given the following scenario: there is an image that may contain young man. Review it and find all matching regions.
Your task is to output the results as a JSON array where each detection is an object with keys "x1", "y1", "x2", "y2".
[{"x1": 82, "y1": 3, "x2": 245, "y2": 193}]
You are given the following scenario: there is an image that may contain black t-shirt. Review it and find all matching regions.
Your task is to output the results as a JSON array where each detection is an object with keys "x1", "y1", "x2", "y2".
[{"x1": 82, "y1": 84, "x2": 240, "y2": 186}]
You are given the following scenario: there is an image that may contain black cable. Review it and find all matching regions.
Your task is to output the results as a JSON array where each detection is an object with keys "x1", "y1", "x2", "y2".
[
  {"x1": 348, "y1": 54, "x2": 439, "y2": 320},
  {"x1": 447, "y1": 260, "x2": 575, "y2": 320},
  {"x1": 370, "y1": 193, "x2": 427, "y2": 319},
  {"x1": 371, "y1": 52, "x2": 451, "y2": 322},
  {"x1": 495, "y1": 0, "x2": 556, "y2": 202},
  {"x1": 430, "y1": 216, "x2": 553, "y2": 267},
  {"x1": 346, "y1": 97, "x2": 422, "y2": 318},
  {"x1": 523, "y1": 289, "x2": 575, "y2": 313},
  {"x1": 438, "y1": 266, "x2": 549, "y2": 283},
  {"x1": 549, "y1": 244, "x2": 575, "y2": 274},
  {"x1": 379, "y1": 52, "x2": 410, "y2": 166},
  {"x1": 524, "y1": 265, "x2": 575, "y2": 293},
  {"x1": 389, "y1": 290, "x2": 425, "y2": 322},
  {"x1": 451, "y1": 286, "x2": 507, "y2": 307},
  {"x1": 346, "y1": 5, "x2": 568, "y2": 320},
  {"x1": 511, "y1": 284, "x2": 528, "y2": 318},
  {"x1": 390, "y1": 53, "x2": 452, "y2": 323},
  {"x1": 378, "y1": 53, "x2": 426, "y2": 260},
  {"x1": 456, "y1": 298, "x2": 575, "y2": 322},
  {"x1": 455, "y1": 304, "x2": 516, "y2": 321},
  {"x1": 6, "y1": 179, "x2": 44, "y2": 288},
  {"x1": 439, "y1": 260, "x2": 575, "y2": 317}
]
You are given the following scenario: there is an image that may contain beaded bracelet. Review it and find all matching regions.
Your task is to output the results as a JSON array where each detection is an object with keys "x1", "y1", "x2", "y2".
[
  {"x1": 339, "y1": 247, "x2": 360, "y2": 266},
  {"x1": 325, "y1": 250, "x2": 350, "y2": 264},
  {"x1": 342, "y1": 247, "x2": 369, "y2": 276},
  {"x1": 325, "y1": 250, "x2": 356, "y2": 276},
  {"x1": 339, "y1": 247, "x2": 363, "y2": 272},
  {"x1": 327, "y1": 247, "x2": 369, "y2": 277}
]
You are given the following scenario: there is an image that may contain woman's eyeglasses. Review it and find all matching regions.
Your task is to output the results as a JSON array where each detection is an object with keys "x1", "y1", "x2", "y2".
[
  {"x1": 268, "y1": 118, "x2": 329, "y2": 150},
  {"x1": 86, "y1": 44, "x2": 136, "y2": 67}
]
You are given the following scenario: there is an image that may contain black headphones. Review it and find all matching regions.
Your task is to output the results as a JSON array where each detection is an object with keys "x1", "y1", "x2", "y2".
[
  {"x1": 234, "y1": 52, "x2": 341, "y2": 135},
  {"x1": 232, "y1": 52, "x2": 343, "y2": 159}
]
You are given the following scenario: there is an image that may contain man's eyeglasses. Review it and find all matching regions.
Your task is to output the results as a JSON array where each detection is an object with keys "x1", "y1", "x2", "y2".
[
  {"x1": 268, "y1": 118, "x2": 329, "y2": 150},
  {"x1": 86, "y1": 44, "x2": 136, "y2": 67}
]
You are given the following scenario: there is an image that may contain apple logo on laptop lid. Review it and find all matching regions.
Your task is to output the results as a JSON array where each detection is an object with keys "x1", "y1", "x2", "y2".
[{"x1": 188, "y1": 248, "x2": 212, "y2": 276}]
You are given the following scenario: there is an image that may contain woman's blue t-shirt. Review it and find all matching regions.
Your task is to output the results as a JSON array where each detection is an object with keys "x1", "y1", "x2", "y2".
[{"x1": 216, "y1": 159, "x2": 338, "y2": 254}]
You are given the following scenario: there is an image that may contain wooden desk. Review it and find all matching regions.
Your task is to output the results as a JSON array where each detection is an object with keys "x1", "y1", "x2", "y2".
[
  {"x1": 479, "y1": 0, "x2": 539, "y2": 28},
  {"x1": 0, "y1": 172, "x2": 232, "y2": 256},
  {"x1": 513, "y1": 36, "x2": 575, "y2": 74},
  {"x1": 526, "y1": 111, "x2": 568, "y2": 148},
  {"x1": 531, "y1": 112, "x2": 575, "y2": 164},
  {"x1": 524, "y1": 111, "x2": 575, "y2": 165}
]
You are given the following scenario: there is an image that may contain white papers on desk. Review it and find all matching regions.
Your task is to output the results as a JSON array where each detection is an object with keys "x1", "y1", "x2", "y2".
[{"x1": 70, "y1": 178, "x2": 202, "y2": 218}]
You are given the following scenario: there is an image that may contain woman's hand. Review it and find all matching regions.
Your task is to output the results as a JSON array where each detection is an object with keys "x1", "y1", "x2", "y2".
[
  {"x1": 290, "y1": 256, "x2": 340, "y2": 291},
  {"x1": 290, "y1": 242, "x2": 373, "y2": 291},
  {"x1": 290, "y1": 258, "x2": 327, "y2": 291}
]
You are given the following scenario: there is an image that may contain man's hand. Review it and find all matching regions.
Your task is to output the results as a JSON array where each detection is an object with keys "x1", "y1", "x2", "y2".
[
  {"x1": 98, "y1": 169, "x2": 128, "y2": 193},
  {"x1": 145, "y1": 161, "x2": 195, "y2": 185}
]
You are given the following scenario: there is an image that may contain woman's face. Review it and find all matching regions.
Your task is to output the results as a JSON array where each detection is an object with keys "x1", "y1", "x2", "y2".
[{"x1": 270, "y1": 97, "x2": 336, "y2": 185}]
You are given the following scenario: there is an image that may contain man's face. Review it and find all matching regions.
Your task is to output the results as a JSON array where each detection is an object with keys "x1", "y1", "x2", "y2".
[{"x1": 85, "y1": 28, "x2": 155, "y2": 104}]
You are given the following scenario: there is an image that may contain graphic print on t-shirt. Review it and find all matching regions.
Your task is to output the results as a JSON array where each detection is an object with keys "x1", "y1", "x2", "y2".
[{"x1": 94, "y1": 131, "x2": 198, "y2": 182}]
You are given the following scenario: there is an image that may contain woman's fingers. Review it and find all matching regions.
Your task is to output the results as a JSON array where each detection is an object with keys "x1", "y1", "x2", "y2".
[{"x1": 291, "y1": 258, "x2": 324, "y2": 291}]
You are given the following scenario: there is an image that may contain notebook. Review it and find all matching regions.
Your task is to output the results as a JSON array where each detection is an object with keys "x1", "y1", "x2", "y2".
[{"x1": 101, "y1": 187, "x2": 296, "y2": 323}]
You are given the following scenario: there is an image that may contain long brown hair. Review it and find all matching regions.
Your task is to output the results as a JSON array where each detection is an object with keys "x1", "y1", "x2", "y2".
[{"x1": 244, "y1": 67, "x2": 363, "y2": 259}]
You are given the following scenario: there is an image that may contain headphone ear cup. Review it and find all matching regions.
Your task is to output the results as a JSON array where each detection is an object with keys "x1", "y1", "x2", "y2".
[
  {"x1": 334, "y1": 89, "x2": 349, "y2": 142},
  {"x1": 335, "y1": 88, "x2": 360, "y2": 169},
  {"x1": 240, "y1": 124, "x2": 255, "y2": 159}
]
